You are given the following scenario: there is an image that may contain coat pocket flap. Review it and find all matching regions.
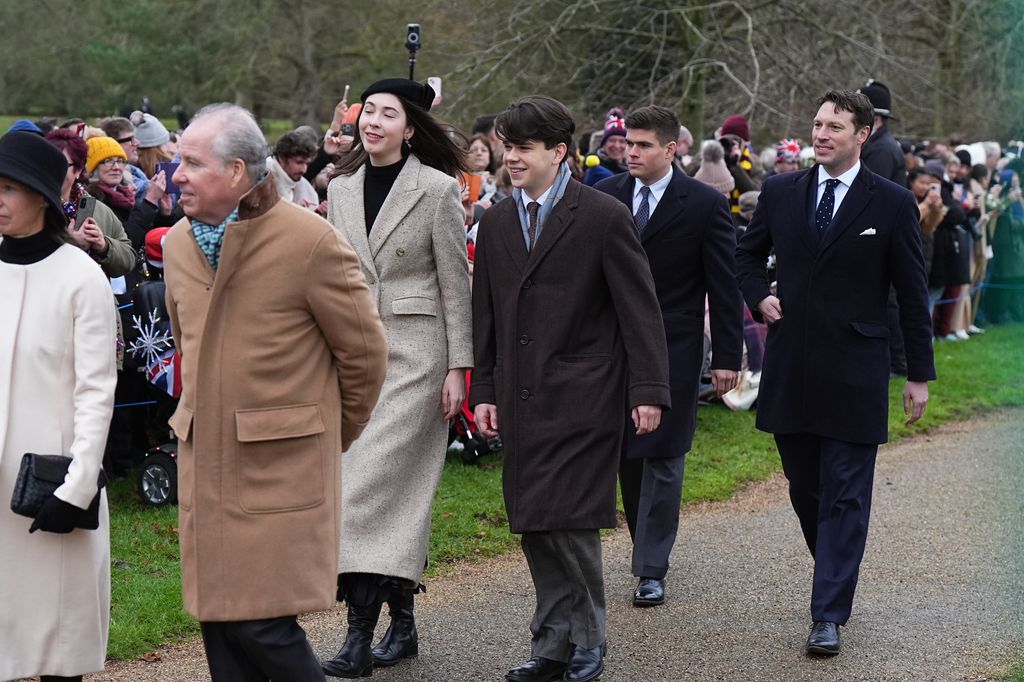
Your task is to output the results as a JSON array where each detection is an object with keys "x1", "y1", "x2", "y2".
[
  {"x1": 850, "y1": 321, "x2": 890, "y2": 339},
  {"x1": 168, "y1": 404, "x2": 194, "y2": 442},
  {"x1": 392, "y1": 296, "x2": 437, "y2": 316},
  {"x1": 236, "y1": 403, "x2": 325, "y2": 443}
]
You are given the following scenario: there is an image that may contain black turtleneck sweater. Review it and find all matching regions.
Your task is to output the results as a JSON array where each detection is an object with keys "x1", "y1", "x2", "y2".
[
  {"x1": 0, "y1": 230, "x2": 62, "y2": 265},
  {"x1": 363, "y1": 155, "x2": 407, "y2": 235}
]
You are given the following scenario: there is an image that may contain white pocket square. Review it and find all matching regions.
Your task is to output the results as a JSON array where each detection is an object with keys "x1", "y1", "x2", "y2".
[{"x1": 859, "y1": 228, "x2": 877, "y2": 236}]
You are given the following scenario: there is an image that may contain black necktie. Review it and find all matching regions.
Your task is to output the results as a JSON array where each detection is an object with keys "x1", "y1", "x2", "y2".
[
  {"x1": 634, "y1": 186, "x2": 651, "y2": 232},
  {"x1": 816, "y1": 178, "x2": 841, "y2": 231},
  {"x1": 527, "y1": 201, "x2": 540, "y2": 251}
]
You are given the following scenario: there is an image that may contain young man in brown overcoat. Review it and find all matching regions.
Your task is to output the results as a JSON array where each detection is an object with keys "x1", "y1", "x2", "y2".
[
  {"x1": 470, "y1": 96, "x2": 671, "y2": 682},
  {"x1": 163, "y1": 103, "x2": 387, "y2": 680}
]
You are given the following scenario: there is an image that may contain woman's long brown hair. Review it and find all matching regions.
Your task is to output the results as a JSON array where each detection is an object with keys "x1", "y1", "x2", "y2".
[{"x1": 332, "y1": 94, "x2": 470, "y2": 180}]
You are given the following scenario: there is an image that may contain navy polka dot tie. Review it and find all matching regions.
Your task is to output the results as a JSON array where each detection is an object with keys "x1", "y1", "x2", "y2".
[
  {"x1": 816, "y1": 178, "x2": 841, "y2": 231},
  {"x1": 634, "y1": 186, "x2": 651, "y2": 232}
]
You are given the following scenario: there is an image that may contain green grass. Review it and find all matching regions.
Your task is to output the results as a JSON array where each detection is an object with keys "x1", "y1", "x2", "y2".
[
  {"x1": 107, "y1": 479, "x2": 196, "y2": 659},
  {"x1": 103, "y1": 323, "x2": 1024, "y2": 659}
]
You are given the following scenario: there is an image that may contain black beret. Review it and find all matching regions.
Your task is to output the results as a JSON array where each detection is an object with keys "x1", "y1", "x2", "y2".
[{"x1": 361, "y1": 78, "x2": 435, "y2": 111}]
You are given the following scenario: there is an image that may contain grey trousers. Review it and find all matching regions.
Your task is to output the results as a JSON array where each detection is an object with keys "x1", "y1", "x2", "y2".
[
  {"x1": 520, "y1": 529, "x2": 606, "y2": 662},
  {"x1": 619, "y1": 454, "x2": 686, "y2": 579}
]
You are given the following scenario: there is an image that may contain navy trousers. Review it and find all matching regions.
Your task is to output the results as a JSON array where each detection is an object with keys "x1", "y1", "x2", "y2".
[
  {"x1": 774, "y1": 433, "x2": 878, "y2": 625},
  {"x1": 200, "y1": 616, "x2": 324, "y2": 682},
  {"x1": 619, "y1": 453, "x2": 686, "y2": 579}
]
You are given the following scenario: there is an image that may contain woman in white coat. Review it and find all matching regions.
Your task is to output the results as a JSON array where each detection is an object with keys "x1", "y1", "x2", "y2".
[
  {"x1": 322, "y1": 79, "x2": 473, "y2": 678},
  {"x1": 0, "y1": 132, "x2": 117, "y2": 681}
]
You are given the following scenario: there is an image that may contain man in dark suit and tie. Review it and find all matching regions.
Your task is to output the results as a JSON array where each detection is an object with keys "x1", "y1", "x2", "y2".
[
  {"x1": 736, "y1": 90, "x2": 935, "y2": 656},
  {"x1": 595, "y1": 106, "x2": 744, "y2": 608}
]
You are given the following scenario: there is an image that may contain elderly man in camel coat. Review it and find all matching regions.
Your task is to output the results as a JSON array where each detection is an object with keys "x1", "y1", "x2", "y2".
[{"x1": 163, "y1": 103, "x2": 387, "y2": 680}]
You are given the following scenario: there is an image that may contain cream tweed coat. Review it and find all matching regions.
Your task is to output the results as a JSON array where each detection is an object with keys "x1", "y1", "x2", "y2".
[{"x1": 327, "y1": 154, "x2": 472, "y2": 584}]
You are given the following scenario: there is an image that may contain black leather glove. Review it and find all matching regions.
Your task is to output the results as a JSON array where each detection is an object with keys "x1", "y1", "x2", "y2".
[{"x1": 29, "y1": 495, "x2": 82, "y2": 534}]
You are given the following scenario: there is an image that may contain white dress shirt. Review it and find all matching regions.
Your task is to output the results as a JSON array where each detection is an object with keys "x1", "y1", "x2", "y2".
[
  {"x1": 815, "y1": 161, "x2": 861, "y2": 221},
  {"x1": 631, "y1": 166, "x2": 674, "y2": 217}
]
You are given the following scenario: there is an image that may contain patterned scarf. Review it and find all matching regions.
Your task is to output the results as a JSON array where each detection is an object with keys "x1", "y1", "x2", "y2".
[{"x1": 191, "y1": 209, "x2": 239, "y2": 271}]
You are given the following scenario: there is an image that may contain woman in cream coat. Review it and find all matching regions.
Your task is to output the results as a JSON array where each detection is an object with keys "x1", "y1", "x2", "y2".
[
  {"x1": 322, "y1": 79, "x2": 473, "y2": 678},
  {"x1": 0, "y1": 132, "x2": 117, "y2": 681}
]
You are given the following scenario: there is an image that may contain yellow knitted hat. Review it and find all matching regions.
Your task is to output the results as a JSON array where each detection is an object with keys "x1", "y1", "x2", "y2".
[{"x1": 86, "y1": 136, "x2": 128, "y2": 174}]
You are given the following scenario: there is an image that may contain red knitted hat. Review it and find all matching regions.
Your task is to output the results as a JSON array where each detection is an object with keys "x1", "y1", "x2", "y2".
[{"x1": 720, "y1": 114, "x2": 750, "y2": 142}]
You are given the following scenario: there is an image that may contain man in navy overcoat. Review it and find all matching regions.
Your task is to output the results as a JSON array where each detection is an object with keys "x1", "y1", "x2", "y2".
[
  {"x1": 595, "y1": 105, "x2": 743, "y2": 608},
  {"x1": 736, "y1": 90, "x2": 935, "y2": 656}
]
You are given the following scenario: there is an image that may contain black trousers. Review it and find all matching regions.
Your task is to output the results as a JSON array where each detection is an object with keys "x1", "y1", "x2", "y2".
[
  {"x1": 200, "y1": 616, "x2": 324, "y2": 682},
  {"x1": 521, "y1": 530, "x2": 606, "y2": 662},
  {"x1": 775, "y1": 433, "x2": 878, "y2": 625},
  {"x1": 619, "y1": 453, "x2": 686, "y2": 579}
]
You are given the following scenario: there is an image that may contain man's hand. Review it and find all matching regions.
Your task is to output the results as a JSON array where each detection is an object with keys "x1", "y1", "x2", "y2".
[
  {"x1": 632, "y1": 405, "x2": 662, "y2": 435},
  {"x1": 903, "y1": 380, "x2": 928, "y2": 425},
  {"x1": 474, "y1": 403, "x2": 499, "y2": 437},
  {"x1": 711, "y1": 369, "x2": 739, "y2": 396},
  {"x1": 757, "y1": 295, "x2": 783, "y2": 324}
]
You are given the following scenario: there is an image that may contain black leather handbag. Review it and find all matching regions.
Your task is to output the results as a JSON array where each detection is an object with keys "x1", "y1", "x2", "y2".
[{"x1": 10, "y1": 453, "x2": 108, "y2": 530}]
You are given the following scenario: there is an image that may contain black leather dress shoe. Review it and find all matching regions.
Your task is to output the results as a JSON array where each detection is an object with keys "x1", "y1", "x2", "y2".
[
  {"x1": 564, "y1": 644, "x2": 605, "y2": 682},
  {"x1": 632, "y1": 578, "x2": 665, "y2": 607},
  {"x1": 806, "y1": 621, "x2": 840, "y2": 656},
  {"x1": 505, "y1": 656, "x2": 568, "y2": 682}
]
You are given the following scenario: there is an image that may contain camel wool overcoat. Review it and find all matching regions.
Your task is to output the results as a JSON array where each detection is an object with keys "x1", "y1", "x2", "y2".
[{"x1": 164, "y1": 178, "x2": 387, "y2": 621}]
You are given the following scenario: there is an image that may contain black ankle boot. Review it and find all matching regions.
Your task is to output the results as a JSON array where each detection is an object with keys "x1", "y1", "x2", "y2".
[
  {"x1": 371, "y1": 591, "x2": 418, "y2": 667},
  {"x1": 322, "y1": 601, "x2": 383, "y2": 678}
]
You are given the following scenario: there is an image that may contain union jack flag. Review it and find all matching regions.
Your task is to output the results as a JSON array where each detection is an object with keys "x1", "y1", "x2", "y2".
[{"x1": 147, "y1": 348, "x2": 182, "y2": 398}]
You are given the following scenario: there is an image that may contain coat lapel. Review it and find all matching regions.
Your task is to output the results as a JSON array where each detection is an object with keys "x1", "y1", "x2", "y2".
[
  {"x1": 523, "y1": 180, "x2": 580, "y2": 279},
  {"x1": 211, "y1": 176, "x2": 279, "y2": 292},
  {"x1": 641, "y1": 168, "x2": 688, "y2": 243},
  {"x1": 819, "y1": 165, "x2": 876, "y2": 253},
  {"x1": 494, "y1": 198, "x2": 529, "y2": 275},
  {"x1": 789, "y1": 168, "x2": 819, "y2": 255},
  {"x1": 368, "y1": 155, "x2": 426, "y2": 258},
  {"x1": 331, "y1": 167, "x2": 377, "y2": 277}
]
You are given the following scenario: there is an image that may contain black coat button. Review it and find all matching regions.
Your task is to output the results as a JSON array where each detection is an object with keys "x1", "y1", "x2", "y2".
[
  {"x1": 523, "y1": 279, "x2": 532, "y2": 289},
  {"x1": 520, "y1": 389, "x2": 530, "y2": 400},
  {"x1": 519, "y1": 335, "x2": 529, "y2": 345}
]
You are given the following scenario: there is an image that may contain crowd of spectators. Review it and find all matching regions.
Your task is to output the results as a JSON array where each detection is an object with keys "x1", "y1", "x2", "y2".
[{"x1": 7, "y1": 77, "x2": 1023, "y2": 470}]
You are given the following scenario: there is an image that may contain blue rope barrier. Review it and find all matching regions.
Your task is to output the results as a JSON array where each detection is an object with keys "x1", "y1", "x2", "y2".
[{"x1": 114, "y1": 400, "x2": 159, "y2": 409}]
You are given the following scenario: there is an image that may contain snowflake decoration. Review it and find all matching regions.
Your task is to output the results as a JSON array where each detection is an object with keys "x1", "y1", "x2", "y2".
[{"x1": 126, "y1": 310, "x2": 174, "y2": 367}]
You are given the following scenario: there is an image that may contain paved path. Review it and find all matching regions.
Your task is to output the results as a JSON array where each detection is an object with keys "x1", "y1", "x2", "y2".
[{"x1": 92, "y1": 410, "x2": 1024, "y2": 681}]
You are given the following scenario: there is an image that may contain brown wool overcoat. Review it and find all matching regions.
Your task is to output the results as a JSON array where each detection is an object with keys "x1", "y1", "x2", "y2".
[
  {"x1": 164, "y1": 178, "x2": 387, "y2": 621},
  {"x1": 470, "y1": 179, "x2": 671, "y2": 533}
]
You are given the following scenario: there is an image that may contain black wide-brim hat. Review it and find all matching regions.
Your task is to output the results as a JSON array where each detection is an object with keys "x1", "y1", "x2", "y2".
[
  {"x1": 0, "y1": 131, "x2": 68, "y2": 220},
  {"x1": 361, "y1": 78, "x2": 436, "y2": 111}
]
